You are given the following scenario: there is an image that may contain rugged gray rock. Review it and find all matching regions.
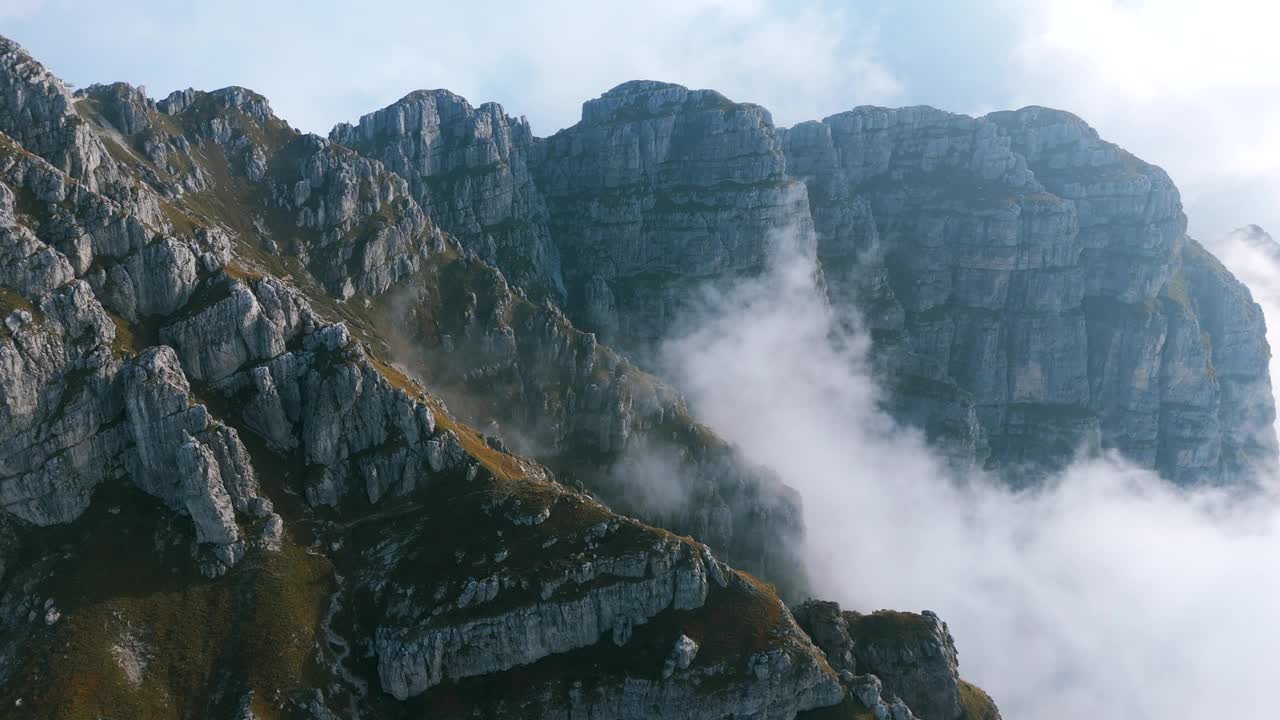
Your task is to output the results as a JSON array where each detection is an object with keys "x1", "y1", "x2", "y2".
[
  {"x1": 328, "y1": 81, "x2": 1276, "y2": 485},
  {"x1": 331, "y1": 90, "x2": 564, "y2": 297},
  {"x1": 794, "y1": 601, "x2": 996, "y2": 720},
  {"x1": 0, "y1": 50, "x2": 273, "y2": 576},
  {"x1": 848, "y1": 674, "x2": 919, "y2": 720},
  {"x1": 530, "y1": 80, "x2": 813, "y2": 354},
  {"x1": 373, "y1": 519, "x2": 714, "y2": 699}
]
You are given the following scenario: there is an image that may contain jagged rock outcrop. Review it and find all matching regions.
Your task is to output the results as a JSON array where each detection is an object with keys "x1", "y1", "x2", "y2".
[
  {"x1": 329, "y1": 91, "x2": 811, "y2": 590},
  {"x1": 792, "y1": 600, "x2": 857, "y2": 674},
  {"x1": 269, "y1": 134, "x2": 446, "y2": 299},
  {"x1": 372, "y1": 516, "x2": 715, "y2": 699},
  {"x1": 41, "y1": 62, "x2": 813, "y2": 599},
  {"x1": 80, "y1": 82, "x2": 154, "y2": 136},
  {"x1": 0, "y1": 273, "x2": 271, "y2": 576},
  {"x1": 794, "y1": 601, "x2": 1000, "y2": 720},
  {"x1": 331, "y1": 90, "x2": 564, "y2": 297},
  {"x1": 784, "y1": 104, "x2": 1276, "y2": 481},
  {"x1": 120, "y1": 346, "x2": 267, "y2": 554},
  {"x1": 0, "y1": 37, "x2": 111, "y2": 191},
  {"x1": 847, "y1": 674, "x2": 919, "y2": 720},
  {"x1": 0, "y1": 79, "x2": 273, "y2": 576},
  {"x1": 331, "y1": 80, "x2": 815, "y2": 357},
  {"x1": 0, "y1": 101, "x2": 203, "y2": 323},
  {"x1": 2, "y1": 278, "x2": 127, "y2": 526},
  {"x1": 351, "y1": 475, "x2": 843, "y2": 717},
  {"x1": 165, "y1": 279, "x2": 458, "y2": 508},
  {"x1": 140, "y1": 263, "x2": 814, "y2": 714},
  {"x1": 77, "y1": 79, "x2": 449, "y2": 302},
  {"x1": 843, "y1": 610, "x2": 964, "y2": 720},
  {"x1": 530, "y1": 80, "x2": 815, "y2": 357}
]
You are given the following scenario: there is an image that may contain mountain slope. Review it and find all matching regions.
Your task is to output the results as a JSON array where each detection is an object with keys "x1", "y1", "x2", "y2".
[{"x1": 0, "y1": 35, "x2": 1003, "y2": 720}]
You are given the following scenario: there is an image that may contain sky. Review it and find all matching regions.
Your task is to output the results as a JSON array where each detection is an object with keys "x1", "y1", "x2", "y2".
[{"x1": 2, "y1": 0, "x2": 1277, "y2": 241}]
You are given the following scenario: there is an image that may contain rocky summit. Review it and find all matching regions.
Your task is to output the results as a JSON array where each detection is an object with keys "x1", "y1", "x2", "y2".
[{"x1": 0, "y1": 30, "x2": 1269, "y2": 719}]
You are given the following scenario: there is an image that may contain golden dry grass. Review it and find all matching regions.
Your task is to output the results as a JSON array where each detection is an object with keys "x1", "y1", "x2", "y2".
[
  {"x1": 103, "y1": 307, "x2": 140, "y2": 356},
  {"x1": 0, "y1": 487, "x2": 333, "y2": 720}
]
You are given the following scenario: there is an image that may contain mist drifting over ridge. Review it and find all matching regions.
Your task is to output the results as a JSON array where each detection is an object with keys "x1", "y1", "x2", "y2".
[{"x1": 659, "y1": 231, "x2": 1280, "y2": 719}]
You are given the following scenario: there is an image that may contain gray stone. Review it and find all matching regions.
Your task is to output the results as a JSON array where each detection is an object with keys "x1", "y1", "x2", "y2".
[{"x1": 661, "y1": 633, "x2": 699, "y2": 678}]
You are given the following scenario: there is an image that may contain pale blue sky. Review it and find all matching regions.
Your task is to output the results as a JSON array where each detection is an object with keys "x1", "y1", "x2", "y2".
[{"x1": 2, "y1": 0, "x2": 1276, "y2": 241}]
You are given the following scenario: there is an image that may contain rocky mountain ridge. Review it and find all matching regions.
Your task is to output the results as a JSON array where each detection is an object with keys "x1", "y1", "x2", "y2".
[
  {"x1": 1, "y1": 29, "x2": 1272, "y2": 720},
  {"x1": 334, "y1": 80, "x2": 1276, "y2": 484},
  {"x1": 0, "y1": 35, "x2": 1003, "y2": 720}
]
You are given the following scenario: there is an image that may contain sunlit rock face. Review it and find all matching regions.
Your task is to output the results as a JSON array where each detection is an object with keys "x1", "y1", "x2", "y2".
[{"x1": 330, "y1": 89, "x2": 564, "y2": 299}]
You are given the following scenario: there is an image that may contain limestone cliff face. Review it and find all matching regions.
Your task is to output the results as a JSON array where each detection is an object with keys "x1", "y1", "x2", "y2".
[
  {"x1": 784, "y1": 104, "x2": 1275, "y2": 481},
  {"x1": 530, "y1": 81, "x2": 814, "y2": 355},
  {"x1": 0, "y1": 44, "x2": 274, "y2": 579},
  {"x1": 331, "y1": 90, "x2": 564, "y2": 297},
  {"x1": 794, "y1": 601, "x2": 1001, "y2": 720},
  {"x1": 332, "y1": 81, "x2": 813, "y2": 358},
  {"x1": 83, "y1": 73, "x2": 807, "y2": 593},
  {"x1": 330, "y1": 80, "x2": 1276, "y2": 484}
]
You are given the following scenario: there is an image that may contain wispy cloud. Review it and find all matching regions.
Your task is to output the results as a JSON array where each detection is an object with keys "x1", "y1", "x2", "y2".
[{"x1": 662, "y1": 230, "x2": 1280, "y2": 719}]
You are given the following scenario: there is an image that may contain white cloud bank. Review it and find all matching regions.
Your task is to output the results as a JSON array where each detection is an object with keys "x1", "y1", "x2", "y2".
[{"x1": 662, "y1": 236, "x2": 1280, "y2": 719}]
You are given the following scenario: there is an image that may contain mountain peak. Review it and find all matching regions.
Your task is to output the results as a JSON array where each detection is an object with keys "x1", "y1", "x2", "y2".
[{"x1": 577, "y1": 80, "x2": 770, "y2": 128}]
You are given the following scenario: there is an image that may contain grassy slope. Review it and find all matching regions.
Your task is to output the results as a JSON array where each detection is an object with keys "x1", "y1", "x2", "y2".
[{"x1": 0, "y1": 481, "x2": 333, "y2": 720}]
